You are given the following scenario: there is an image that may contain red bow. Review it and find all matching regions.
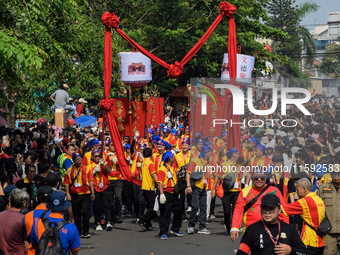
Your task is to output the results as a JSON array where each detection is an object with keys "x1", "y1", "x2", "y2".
[
  {"x1": 219, "y1": 1, "x2": 237, "y2": 19},
  {"x1": 99, "y1": 99, "x2": 114, "y2": 110},
  {"x1": 167, "y1": 61, "x2": 184, "y2": 79},
  {"x1": 101, "y1": 12, "x2": 120, "y2": 29}
]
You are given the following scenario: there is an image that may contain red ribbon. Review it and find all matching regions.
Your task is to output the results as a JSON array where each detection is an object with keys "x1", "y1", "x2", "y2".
[
  {"x1": 167, "y1": 61, "x2": 184, "y2": 79},
  {"x1": 100, "y1": 12, "x2": 132, "y2": 182},
  {"x1": 99, "y1": 99, "x2": 114, "y2": 111},
  {"x1": 101, "y1": 12, "x2": 119, "y2": 29},
  {"x1": 102, "y1": 2, "x2": 237, "y2": 79},
  {"x1": 219, "y1": 1, "x2": 237, "y2": 18}
]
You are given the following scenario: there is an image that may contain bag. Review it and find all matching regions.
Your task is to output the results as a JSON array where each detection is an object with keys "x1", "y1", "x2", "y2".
[
  {"x1": 177, "y1": 163, "x2": 189, "y2": 182},
  {"x1": 305, "y1": 214, "x2": 332, "y2": 237},
  {"x1": 244, "y1": 185, "x2": 270, "y2": 213},
  {"x1": 191, "y1": 171, "x2": 203, "y2": 182},
  {"x1": 222, "y1": 173, "x2": 235, "y2": 191},
  {"x1": 216, "y1": 184, "x2": 224, "y2": 198},
  {"x1": 35, "y1": 218, "x2": 68, "y2": 255}
]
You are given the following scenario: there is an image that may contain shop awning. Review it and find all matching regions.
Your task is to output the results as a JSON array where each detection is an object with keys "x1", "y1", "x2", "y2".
[{"x1": 170, "y1": 86, "x2": 189, "y2": 98}]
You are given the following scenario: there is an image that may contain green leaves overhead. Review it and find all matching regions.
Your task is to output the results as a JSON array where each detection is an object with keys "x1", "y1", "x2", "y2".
[{"x1": 1, "y1": 0, "x2": 288, "y2": 120}]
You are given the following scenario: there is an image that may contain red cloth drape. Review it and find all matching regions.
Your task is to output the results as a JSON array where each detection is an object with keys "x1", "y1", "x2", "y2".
[
  {"x1": 224, "y1": 3, "x2": 241, "y2": 153},
  {"x1": 100, "y1": 13, "x2": 132, "y2": 181},
  {"x1": 102, "y1": 1, "x2": 237, "y2": 79}
]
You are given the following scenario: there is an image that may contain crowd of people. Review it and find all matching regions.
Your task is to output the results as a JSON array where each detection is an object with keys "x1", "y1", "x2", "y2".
[{"x1": 1, "y1": 90, "x2": 340, "y2": 255}]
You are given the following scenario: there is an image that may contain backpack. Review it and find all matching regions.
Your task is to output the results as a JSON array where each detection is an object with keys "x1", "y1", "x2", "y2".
[
  {"x1": 222, "y1": 173, "x2": 235, "y2": 191},
  {"x1": 35, "y1": 218, "x2": 68, "y2": 255},
  {"x1": 177, "y1": 163, "x2": 189, "y2": 181}
]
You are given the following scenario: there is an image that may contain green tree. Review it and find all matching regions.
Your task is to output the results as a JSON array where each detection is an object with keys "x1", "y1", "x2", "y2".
[
  {"x1": 319, "y1": 37, "x2": 340, "y2": 78},
  {"x1": 266, "y1": 0, "x2": 319, "y2": 87},
  {"x1": 1, "y1": 0, "x2": 289, "y2": 120}
]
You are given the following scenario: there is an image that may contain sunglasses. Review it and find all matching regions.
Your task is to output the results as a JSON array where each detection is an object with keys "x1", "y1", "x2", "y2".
[
  {"x1": 254, "y1": 177, "x2": 266, "y2": 181},
  {"x1": 261, "y1": 208, "x2": 276, "y2": 214},
  {"x1": 93, "y1": 155, "x2": 101, "y2": 158}
]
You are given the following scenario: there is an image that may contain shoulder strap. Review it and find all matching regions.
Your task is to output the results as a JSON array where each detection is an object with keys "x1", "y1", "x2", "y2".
[
  {"x1": 56, "y1": 219, "x2": 69, "y2": 232},
  {"x1": 42, "y1": 218, "x2": 51, "y2": 230},
  {"x1": 244, "y1": 185, "x2": 271, "y2": 212},
  {"x1": 305, "y1": 213, "x2": 328, "y2": 232},
  {"x1": 69, "y1": 166, "x2": 83, "y2": 189},
  {"x1": 40, "y1": 210, "x2": 49, "y2": 219}
]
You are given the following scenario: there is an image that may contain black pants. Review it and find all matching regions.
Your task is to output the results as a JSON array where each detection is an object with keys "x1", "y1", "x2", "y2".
[
  {"x1": 71, "y1": 193, "x2": 91, "y2": 235},
  {"x1": 122, "y1": 180, "x2": 133, "y2": 212},
  {"x1": 94, "y1": 186, "x2": 112, "y2": 224},
  {"x1": 178, "y1": 181, "x2": 186, "y2": 216},
  {"x1": 140, "y1": 190, "x2": 156, "y2": 227},
  {"x1": 132, "y1": 182, "x2": 145, "y2": 219},
  {"x1": 210, "y1": 196, "x2": 216, "y2": 215},
  {"x1": 222, "y1": 191, "x2": 239, "y2": 232},
  {"x1": 306, "y1": 246, "x2": 324, "y2": 255},
  {"x1": 109, "y1": 179, "x2": 123, "y2": 221},
  {"x1": 159, "y1": 192, "x2": 182, "y2": 236}
]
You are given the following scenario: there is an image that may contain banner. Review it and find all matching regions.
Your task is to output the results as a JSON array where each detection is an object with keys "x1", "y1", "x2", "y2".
[{"x1": 146, "y1": 97, "x2": 165, "y2": 125}]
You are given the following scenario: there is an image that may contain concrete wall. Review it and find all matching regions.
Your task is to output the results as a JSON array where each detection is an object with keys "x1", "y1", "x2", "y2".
[{"x1": 310, "y1": 79, "x2": 323, "y2": 95}]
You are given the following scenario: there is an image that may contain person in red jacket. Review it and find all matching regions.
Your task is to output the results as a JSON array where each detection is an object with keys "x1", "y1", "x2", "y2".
[{"x1": 230, "y1": 171, "x2": 289, "y2": 242}]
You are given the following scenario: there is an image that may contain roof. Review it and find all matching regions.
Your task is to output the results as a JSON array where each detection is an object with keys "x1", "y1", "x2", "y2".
[
  {"x1": 310, "y1": 25, "x2": 328, "y2": 36},
  {"x1": 170, "y1": 86, "x2": 189, "y2": 98},
  {"x1": 313, "y1": 59, "x2": 322, "y2": 66}
]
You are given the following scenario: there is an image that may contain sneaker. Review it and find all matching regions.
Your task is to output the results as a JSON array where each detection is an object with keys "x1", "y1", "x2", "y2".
[
  {"x1": 96, "y1": 224, "x2": 103, "y2": 231},
  {"x1": 106, "y1": 223, "x2": 113, "y2": 231},
  {"x1": 84, "y1": 233, "x2": 91, "y2": 238},
  {"x1": 100, "y1": 219, "x2": 105, "y2": 225},
  {"x1": 126, "y1": 212, "x2": 132, "y2": 218},
  {"x1": 186, "y1": 206, "x2": 192, "y2": 213},
  {"x1": 80, "y1": 234, "x2": 85, "y2": 238},
  {"x1": 182, "y1": 218, "x2": 188, "y2": 223},
  {"x1": 198, "y1": 228, "x2": 211, "y2": 234},
  {"x1": 136, "y1": 219, "x2": 140, "y2": 224},
  {"x1": 139, "y1": 223, "x2": 147, "y2": 231},
  {"x1": 160, "y1": 234, "x2": 168, "y2": 240},
  {"x1": 170, "y1": 229, "x2": 184, "y2": 237},
  {"x1": 210, "y1": 215, "x2": 216, "y2": 219},
  {"x1": 187, "y1": 227, "x2": 194, "y2": 234},
  {"x1": 147, "y1": 226, "x2": 155, "y2": 231}
]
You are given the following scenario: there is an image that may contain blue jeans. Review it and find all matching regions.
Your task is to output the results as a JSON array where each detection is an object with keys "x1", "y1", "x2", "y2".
[
  {"x1": 51, "y1": 105, "x2": 76, "y2": 120},
  {"x1": 188, "y1": 188, "x2": 207, "y2": 229}
]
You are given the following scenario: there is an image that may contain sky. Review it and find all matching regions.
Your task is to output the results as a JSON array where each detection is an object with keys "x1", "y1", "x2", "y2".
[{"x1": 294, "y1": 0, "x2": 340, "y2": 28}]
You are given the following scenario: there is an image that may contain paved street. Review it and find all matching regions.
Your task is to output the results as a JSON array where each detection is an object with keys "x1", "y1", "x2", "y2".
[{"x1": 80, "y1": 200, "x2": 241, "y2": 255}]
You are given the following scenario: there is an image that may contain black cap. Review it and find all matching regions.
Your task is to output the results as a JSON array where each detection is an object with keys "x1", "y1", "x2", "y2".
[
  {"x1": 46, "y1": 173, "x2": 59, "y2": 187},
  {"x1": 272, "y1": 154, "x2": 284, "y2": 162},
  {"x1": 37, "y1": 186, "x2": 53, "y2": 199},
  {"x1": 261, "y1": 194, "x2": 280, "y2": 208}
]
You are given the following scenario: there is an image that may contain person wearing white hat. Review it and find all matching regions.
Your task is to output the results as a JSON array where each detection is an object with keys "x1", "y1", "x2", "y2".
[{"x1": 77, "y1": 98, "x2": 87, "y2": 116}]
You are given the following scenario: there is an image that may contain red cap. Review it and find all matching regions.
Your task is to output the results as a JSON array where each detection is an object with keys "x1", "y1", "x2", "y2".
[
  {"x1": 62, "y1": 137, "x2": 70, "y2": 144},
  {"x1": 67, "y1": 119, "x2": 76, "y2": 126}
]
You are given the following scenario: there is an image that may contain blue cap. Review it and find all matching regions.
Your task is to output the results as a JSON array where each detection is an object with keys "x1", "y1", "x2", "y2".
[
  {"x1": 158, "y1": 140, "x2": 171, "y2": 150},
  {"x1": 3, "y1": 185, "x2": 17, "y2": 198},
  {"x1": 162, "y1": 151, "x2": 174, "y2": 163},
  {"x1": 47, "y1": 191, "x2": 71, "y2": 211},
  {"x1": 152, "y1": 135, "x2": 161, "y2": 143}
]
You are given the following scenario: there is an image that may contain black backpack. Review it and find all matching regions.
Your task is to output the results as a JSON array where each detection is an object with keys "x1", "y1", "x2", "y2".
[
  {"x1": 222, "y1": 173, "x2": 235, "y2": 191},
  {"x1": 178, "y1": 163, "x2": 189, "y2": 181},
  {"x1": 35, "y1": 218, "x2": 68, "y2": 255}
]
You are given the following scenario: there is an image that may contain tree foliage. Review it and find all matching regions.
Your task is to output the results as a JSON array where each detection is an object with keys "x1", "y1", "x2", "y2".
[
  {"x1": 0, "y1": 0, "x2": 288, "y2": 120},
  {"x1": 319, "y1": 37, "x2": 340, "y2": 78},
  {"x1": 266, "y1": 0, "x2": 318, "y2": 87}
]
